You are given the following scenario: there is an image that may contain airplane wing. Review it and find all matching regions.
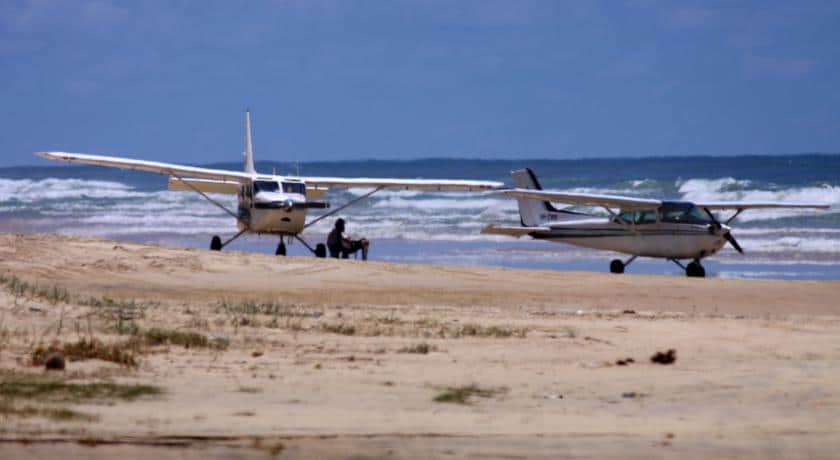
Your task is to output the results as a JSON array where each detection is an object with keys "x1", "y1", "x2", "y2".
[
  {"x1": 37, "y1": 152, "x2": 253, "y2": 183},
  {"x1": 496, "y1": 189, "x2": 662, "y2": 210},
  {"x1": 481, "y1": 224, "x2": 549, "y2": 237},
  {"x1": 695, "y1": 202, "x2": 830, "y2": 210},
  {"x1": 299, "y1": 176, "x2": 503, "y2": 192}
]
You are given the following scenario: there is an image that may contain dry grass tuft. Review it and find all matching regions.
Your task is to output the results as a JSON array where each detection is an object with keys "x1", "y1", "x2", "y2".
[
  {"x1": 0, "y1": 379, "x2": 162, "y2": 403},
  {"x1": 397, "y1": 343, "x2": 436, "y2": 354},
  {"x1": 0, "y1": 400, "x2": 98, "y2": 422},
  {"x1": 433, "y1": 384, "x2": 506, "y2": 404},
  {"x1": 320, "y1": 323, "x2": 356, "y2": 336},
  {"x1": 32, "y1": 338, "x2": 138, "y2": 367},
  {"x1": 140, "y1": 327, "x2": 225, "y2": 349}
]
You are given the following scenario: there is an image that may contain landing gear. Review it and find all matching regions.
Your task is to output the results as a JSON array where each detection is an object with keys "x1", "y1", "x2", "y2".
[
  {"x1": 686, "y1": 260, "x2": 706, "y2": 278},
  {"x1": 670, "y1": 258, "x2": 706, "y2": 278},
  {"x1": 609, "y1": 255, "x2": 636, "y2": 274},
  {"x1": 315, "y1": 243, "x2": 327, "y2": 258},
  {"x1": 210, "y1": 229, "x2": 247, "y2": 252},
  {"x1": 275, "y1": 241, "x2": 287, "y2": 256}
]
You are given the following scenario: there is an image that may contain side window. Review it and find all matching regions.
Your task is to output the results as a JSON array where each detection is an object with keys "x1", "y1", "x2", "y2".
[{"x1": 636, "y1": 210, "x2": 657, "y2": 224}]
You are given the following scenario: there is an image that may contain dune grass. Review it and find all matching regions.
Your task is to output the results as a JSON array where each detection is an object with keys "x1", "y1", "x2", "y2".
[
  {"x1": 433, "y1": 384, "x2": 505, "y2": 404},
  {"x1": 0, "y1": 380, "x2": 161, "y2": 403}
]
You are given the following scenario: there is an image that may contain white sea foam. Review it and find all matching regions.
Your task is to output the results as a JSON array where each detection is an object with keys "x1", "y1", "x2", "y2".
[
  {"x1": 676, "y1": 177, "x2": 838, "y2": 222},
  {"x1": 0, "y1": 178, "x2": 148, "y2": 202}
]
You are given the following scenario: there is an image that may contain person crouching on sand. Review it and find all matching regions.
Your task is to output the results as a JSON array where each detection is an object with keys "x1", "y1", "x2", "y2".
[{"x1": 327, "y1": 218, "x2": 369, "y2": 260}]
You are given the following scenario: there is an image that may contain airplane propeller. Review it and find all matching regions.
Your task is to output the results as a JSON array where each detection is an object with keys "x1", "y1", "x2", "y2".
[{"x1": 704, "y1": 207, "x2": 744, "y2": 254}]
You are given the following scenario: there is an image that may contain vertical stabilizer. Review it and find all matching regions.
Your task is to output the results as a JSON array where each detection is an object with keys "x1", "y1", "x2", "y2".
[
  {"x1": 511, "y1": 168, "x2": 583, "y2": 226},
  {"x1": 243, "y1": 109, "x2": 256, "y2": 174}
]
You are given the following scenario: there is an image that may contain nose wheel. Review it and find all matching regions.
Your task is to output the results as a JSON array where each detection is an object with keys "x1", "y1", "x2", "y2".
[
  {"x1": 275, "y1": 241, "x2": 286, "y2": 256},
  {"x1": 670, "y1": 259, "x2": 706, "y2": 278},
  {"x1": 686, "y1": 261, "x2": 706, "y2": 278}
]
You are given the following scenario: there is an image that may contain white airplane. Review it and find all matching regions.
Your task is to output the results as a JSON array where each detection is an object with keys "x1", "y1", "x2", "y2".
[
  {"x1": 38, "y1": 109, "x2": 503, "y2": 257},
  {"x1": 483, "y1": 168, "x2": 830, "y2": 277}
]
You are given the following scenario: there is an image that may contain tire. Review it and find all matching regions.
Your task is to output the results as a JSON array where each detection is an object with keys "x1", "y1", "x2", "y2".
[
  {"x1": 610, "y1": 259, "x2": 624, "y2": 274},
  {"x1": 210, "y1": 235, "x2": 222, "y2": 251},
  {"x1": 686, "y1": 261, "x2": 706, "y2": 278},
  {"x1": 275, "y1": 242, "x2": 286, "y2": 256},
  {"x1": 315, "y1": 243, "x2": 327, "y2": 258}
]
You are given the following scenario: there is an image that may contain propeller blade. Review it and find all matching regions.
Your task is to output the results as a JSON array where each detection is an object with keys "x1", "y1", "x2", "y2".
[{"x1": 724, "y1": 232, "x2": 744, "y2": 254}]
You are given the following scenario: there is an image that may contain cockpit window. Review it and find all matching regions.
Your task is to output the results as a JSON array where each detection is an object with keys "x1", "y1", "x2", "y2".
[
  {"x1": 615, "y1": 210, "x2": 657, "y2": 224},
  {"x1": 282, "y1": 182, "x2": 306, "y2": 195},
  {"x1": 658, "y1": 202, "x2": 710, "y2": 224},
  {"x1": 253, "y1": 181, "x2": 279, "y2": 193}
]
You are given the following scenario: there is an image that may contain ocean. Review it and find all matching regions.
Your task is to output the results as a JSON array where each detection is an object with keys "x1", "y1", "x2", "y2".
[{"x1": 1, "y1": 154, "x2": 839, "y2": 280}]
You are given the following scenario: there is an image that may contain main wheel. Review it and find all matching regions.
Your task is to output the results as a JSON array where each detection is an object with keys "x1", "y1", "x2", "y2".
[
  {"x1": 210, "y1": 235, "x2": 222, "y2": 251},
  {"x1": 610, "y1": 259, "x2": 625, "y2": 274},
  {"x1": 686, "y1": 261, "x2": 706, "y2": 278},
  {"x1": 314, "y1": 243, "x2": 327, "y2": 258},
  {"x1": 275, "y1": 242, "x2": 286, "y2": 256}
]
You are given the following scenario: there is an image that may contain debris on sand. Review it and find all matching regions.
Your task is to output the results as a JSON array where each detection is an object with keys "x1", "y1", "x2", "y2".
[
  {"x1": 615, "y1": 358, "x2": 635, "y2": 366},
  {"x1": 622, "y1": 309, "x2": 636, "y2": 315},
  {"x1": 650, "y1": 349, "x2": 676, "y2": 365},
  {"x1": 44, "y1": 353, "x2": 65, "y2": 371}
]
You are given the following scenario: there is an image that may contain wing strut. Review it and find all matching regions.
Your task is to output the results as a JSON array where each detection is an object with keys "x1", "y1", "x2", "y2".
[
  {"x1": 724, "y1": 208, "x2": 744, "y2": 225},
  {"x1": 172, "y1": 174, "x2": 238, "y2": 219},
  {"x1": 303, "y1": 187, "x2": 384, "y2": 230}
]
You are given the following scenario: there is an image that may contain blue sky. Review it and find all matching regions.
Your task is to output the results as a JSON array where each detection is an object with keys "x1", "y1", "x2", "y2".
[{"x1": 2, "y1": 0, "x2": 839, "y2": 166}]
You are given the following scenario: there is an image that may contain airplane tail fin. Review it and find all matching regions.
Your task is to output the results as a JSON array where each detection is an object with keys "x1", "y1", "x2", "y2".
[
  {"x1": 511, "y1": 168, "x2": 579, "y2": 226},
  {"x1": 243, "y1": 108, "x2": 256, "y2": 174}
]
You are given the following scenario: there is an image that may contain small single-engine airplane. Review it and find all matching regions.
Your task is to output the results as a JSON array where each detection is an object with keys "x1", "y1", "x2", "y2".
[
  {"x1": 483, "y1": 168, "x2": 830, "y2": 277},
  {"x1": 38, "y1": 109, "x2": 503, "y2": 257}
]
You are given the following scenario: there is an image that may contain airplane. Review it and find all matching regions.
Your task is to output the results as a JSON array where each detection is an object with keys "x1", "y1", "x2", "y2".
[
  {"x1": 482, "y1": 168, "x2": 830, "y2": 277},
  {"x1": 37, "y1": 109, "x2": 503, "y2": 258}
]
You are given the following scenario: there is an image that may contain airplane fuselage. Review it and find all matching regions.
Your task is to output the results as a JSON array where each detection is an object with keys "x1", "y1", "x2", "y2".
[
  {"x1": 530, "y1": 218, "x2": 728, "y2": 260},
  {"x1": 236, "y1": 178, "x2": 310, "y2": 235}
]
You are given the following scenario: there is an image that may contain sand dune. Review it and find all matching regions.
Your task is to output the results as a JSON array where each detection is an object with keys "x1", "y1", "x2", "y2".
[{"x1": 1, "y1": 233, "x2": 839, "y2": 459}]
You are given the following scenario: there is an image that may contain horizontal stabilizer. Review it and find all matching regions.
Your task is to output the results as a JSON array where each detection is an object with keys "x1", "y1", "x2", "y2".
[{"x1": 481, "y1": 224, "x2": 548, "y2": 238}]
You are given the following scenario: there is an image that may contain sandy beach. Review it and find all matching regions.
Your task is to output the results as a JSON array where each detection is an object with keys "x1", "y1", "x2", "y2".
[{"x1": 1, "y1": 232, "x2": 839, "y2": 459}]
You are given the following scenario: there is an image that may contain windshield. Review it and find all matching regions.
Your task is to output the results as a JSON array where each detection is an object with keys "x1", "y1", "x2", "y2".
[
  {"x1": 283, "y1": 182, "x2": 306, "y2": 195},
  {"x1": 253, "y1": 180, "x2": 280, "y2": 194},
  {"x1": 658, "y1": 202, "x2": 710, "y2": 224}
]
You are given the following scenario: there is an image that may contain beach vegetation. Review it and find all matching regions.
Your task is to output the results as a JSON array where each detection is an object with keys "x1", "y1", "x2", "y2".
[
  {"x1": 0, "y1": 273, "x2": 71, "y2": 305},
  {"x1": 320, "y1": 322, "x2": 356, "y2": 336},
  {"x1": 32, "y1": 338, "x2": 138, "y2": 367},
  {"x1": 433, "y1": 384, "x2": 505, "y2": 404},
  {"x1": 0, "y1": 400, "x2": 98, "y2": 422},
  {"x1": 397, "y1": 342, "x2": 436, "y2": 354},
  {"x1": 0, "y1": 379, "x2": 161, "y2": 403},
  {"x1": 454, "y1": 323, "x2": 527, "y2": 338},
  {"x1": 140, "y1": 327, "x2": 220, "y2": 349}
]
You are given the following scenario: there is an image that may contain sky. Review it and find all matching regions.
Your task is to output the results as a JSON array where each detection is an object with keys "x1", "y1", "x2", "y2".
[{"x1": 1, "y1": 0, "x2": 839, "y2": 166}]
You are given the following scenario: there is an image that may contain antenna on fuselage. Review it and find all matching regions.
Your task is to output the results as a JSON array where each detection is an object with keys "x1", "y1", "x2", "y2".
[{"x1": 243, "y1": 108, "x2": 256, "y2": 174}]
